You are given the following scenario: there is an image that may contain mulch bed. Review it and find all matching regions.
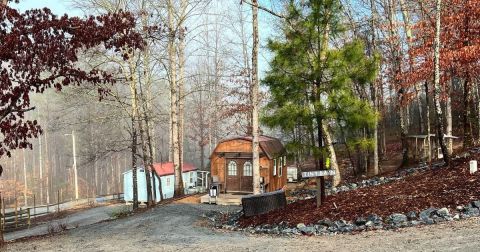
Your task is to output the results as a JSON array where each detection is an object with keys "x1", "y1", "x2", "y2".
[{"x1": 239, "y1": 153, "x2": 480, "y2": 227}]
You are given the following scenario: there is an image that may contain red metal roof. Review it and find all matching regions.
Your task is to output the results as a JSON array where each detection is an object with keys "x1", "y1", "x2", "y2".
[{"x1": 152, "y1": 162, "x2": 197, "y2": 177}]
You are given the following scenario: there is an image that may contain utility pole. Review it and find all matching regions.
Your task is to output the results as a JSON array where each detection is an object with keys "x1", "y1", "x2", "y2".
[{"x1": 65, "y1": 130, "x2": 79, "y2": 200}]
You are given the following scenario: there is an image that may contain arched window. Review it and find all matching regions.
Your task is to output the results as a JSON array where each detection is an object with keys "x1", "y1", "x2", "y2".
[
  {"x1": 228, "y1": 161, "x2": 237, "y2": 176},
  {"x1": 243, "y1": 161, "x2": 253, "y2": 176}
]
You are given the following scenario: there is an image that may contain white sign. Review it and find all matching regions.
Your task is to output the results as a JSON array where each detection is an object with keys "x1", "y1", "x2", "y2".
[{"x1": 302, "y1": 170, "x2": 336, "y2": 178}]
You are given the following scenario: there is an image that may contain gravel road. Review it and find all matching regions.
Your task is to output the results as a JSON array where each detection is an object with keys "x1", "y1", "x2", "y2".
[{"x1": 5, "y1": 202, "x2": 480, "y2": 252}]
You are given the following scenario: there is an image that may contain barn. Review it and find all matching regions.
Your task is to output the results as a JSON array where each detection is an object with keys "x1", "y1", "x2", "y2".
[
  {"x1": 209, "y1": 135, "x2": 287, "y2": 193},
  {"x1": 123, "y1": 162, "x2": 198, "y2": 203}
]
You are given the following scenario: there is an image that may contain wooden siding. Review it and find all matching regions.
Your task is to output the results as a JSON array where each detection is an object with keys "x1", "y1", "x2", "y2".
[{"x1": 210, "y1": 139, "x2": 287, "y2": 193}]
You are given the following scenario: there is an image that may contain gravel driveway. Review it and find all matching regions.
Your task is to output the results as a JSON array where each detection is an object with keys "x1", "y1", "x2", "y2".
[{"x1": 5, "y1": 202, "x2": 480, "y2": 251}]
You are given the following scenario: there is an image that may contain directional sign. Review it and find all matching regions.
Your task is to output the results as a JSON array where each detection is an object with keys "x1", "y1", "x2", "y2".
[{"x1": 302, "y1": 169, "x2": 336, "y2": 178}]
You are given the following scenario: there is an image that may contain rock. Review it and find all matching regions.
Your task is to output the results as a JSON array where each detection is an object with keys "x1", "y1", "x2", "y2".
[
  {"x1": 436, "y1": 208, "x2": 450, "y2": 217},
  {"x1": 456, "y1": 205, "x2": 464, "y2": 211},
  {"x1": 471, "y1": 200, "x2": 480, "y2": 208},
  {"x1": 299, "y1": 226, "x2": 316, "y2": 235},
  {"x1": 379, "y1": 177, "x2": 385, "y2": 182},
  {"x1": 335, "y1": 220, "x2": 347, "y2": 228},
  {"x1": 317, "y1": 219, "x2": 334, "y2": 227},
  {"x1": 406, "y1": 211, "x2": 417, "y2": 220},
  {"x1": 464, "y1": 206, "x2": 480, "y2": 216},
  {"x1": 367, "y1": 214, "x2": 383, "y2": 225},
  {"x1": 420, "y1": 208, "x2": 437, "y2": 222},
  {"x1": 338, "y1": 224, "x2": 354, "y2": 233},
  {"x1": 387, "y1": 213, "x2": 408, "y2": 225},
  {"x1": 350, "y1": 183, "x2": 358, "y2": 190},
  {"x1": 365, "y1": 221, "x2": 374, "y2": 227},
  {"x1": 453, "y1": 214, "x2": 460, "y2": 220},
  {"x1": 410, "y1": 220, "x2": 421, "y2": 226},
  {"x1": 296, "y1": 223, "x2": 306, "y2": 229},
  {"x1": 355, "y1": 217, "x2": 367, "y2": 226}
]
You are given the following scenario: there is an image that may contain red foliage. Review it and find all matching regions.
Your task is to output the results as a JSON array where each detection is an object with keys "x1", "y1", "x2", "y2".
[
  {"x1": 239, "y1": 154, "x2": 480, "y2": 227},
  {"x1": 0, "y1": 5, "x2": 144, "y2": 174},
  {"x1": 401, "y1": 0, "x2": 480, "y2": 90}
]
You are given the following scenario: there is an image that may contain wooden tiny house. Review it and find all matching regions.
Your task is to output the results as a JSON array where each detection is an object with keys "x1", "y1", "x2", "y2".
[{"x1": 210, "y1": 136, "x2": 287, "y2": 193}]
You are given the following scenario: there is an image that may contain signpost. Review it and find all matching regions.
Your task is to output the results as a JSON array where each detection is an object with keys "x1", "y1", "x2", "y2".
[{"x1": 302, "y1": 169, "x2": 336, "y2": 207}]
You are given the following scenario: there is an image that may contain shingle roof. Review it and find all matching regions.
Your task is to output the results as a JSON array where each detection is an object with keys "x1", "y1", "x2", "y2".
[
  {"x1": 218, "y1": 135, "x2": 286, "y2": 159},
  {"x1": 151, "y1": 162, "x2": 197, "y2": 177}
]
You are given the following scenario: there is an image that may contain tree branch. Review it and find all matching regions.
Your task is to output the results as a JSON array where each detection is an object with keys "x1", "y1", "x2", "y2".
[{"x1": 240, "y1": 0, "x2": 285, "y2": 19}]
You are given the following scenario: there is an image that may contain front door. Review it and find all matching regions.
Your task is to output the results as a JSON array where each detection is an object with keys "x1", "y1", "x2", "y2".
[{"x1": 226, "y1": 159, "x2": 253, "y2": 192}]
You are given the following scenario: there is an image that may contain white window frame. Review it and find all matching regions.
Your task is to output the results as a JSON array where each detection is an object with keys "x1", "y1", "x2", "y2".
[
  {"x1": 243, "y1": 161, "x2": 253, "y2": 176},
  {"x1": 273, "y1": 159, "x2": 277, "y2": 176},
  {"x1": 228, "y1": 161, "x2": 237, "y2": 176},
  {"x1": 279, "y1": 157, "x2": 283, "y2": 176}
]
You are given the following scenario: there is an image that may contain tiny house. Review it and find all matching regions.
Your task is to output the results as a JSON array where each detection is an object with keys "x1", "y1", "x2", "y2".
[
  {"x1": 123, "y1": 162, "x2": 198, "y2": 203},
  {"x1": 210, "y1": 135, "x2": 287, "y2": 193}
]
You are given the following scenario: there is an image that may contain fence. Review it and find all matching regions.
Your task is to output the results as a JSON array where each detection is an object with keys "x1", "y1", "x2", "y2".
[
  {"x1": 241, "y1": 190, "x2": 287, "y2": 217},
  {"x1": 0, "y1": 192, "x2": 123, "y2": 233}
]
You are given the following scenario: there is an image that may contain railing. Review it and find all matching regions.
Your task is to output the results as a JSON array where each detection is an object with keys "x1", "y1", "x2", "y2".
[
  {"x1": 241, "y1": 190, "x2": 287, "y2": 217},
  {"x1": 1, "y1": 208, "x2": 30, "y2": 231}
]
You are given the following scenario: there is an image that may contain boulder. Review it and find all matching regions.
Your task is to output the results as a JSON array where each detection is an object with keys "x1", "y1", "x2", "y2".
[
  {"x1": 471, "y1": 200, "x2": 480, "y2": 208},
  {"x1": 296, "y1": 223, "x2": 306, "y2": 229},
  {"x1": 406, "y1": 211, "x2": 417, "y2": 220},
  {"x1": 436, "y1": 208, "x2": 450, "y2": 217},
  {"x1": 298, "y1": 226, "x2": 316, "y2": 235},
  {"x1": 387, "y1": 213, "x2": 408, "y2": 226},
  {"x1": 355, "y1": 217, "x2": 367, "y2": 226},
  {"x1": 367, "y1": 214, "x2": 383, "y2": 225},
  {"x1": 420, "y1": 208, "x2": 437, "y2": 222}
]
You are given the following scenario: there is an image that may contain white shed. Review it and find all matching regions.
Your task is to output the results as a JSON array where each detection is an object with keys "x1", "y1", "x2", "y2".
[{"x1": 123, "y1": 162, "x2": 198, "y2": 203}]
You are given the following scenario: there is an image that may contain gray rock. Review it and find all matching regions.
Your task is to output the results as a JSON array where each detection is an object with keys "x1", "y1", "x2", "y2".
[
  {"x1": 420, "y1": 208, "x2": 437, "y2": 222},
  {"x1": 456, "y1": 205, "x2": 464, "y2": 211},
  {"x1": 296, "y1": 223, "x2": 306, "y2": 229},
  {"x1": 388, "y1": 213, "x2": 408, "y2": 225},
  {"x1": 365, "y1": 221, "x2": 374, "y2": 227},
  {"x1": 350, "y1": 183, "x2": 358, "y2": 190},
  {"x1": 471, "y1": 200, "x2": 480, "y2": 208},
  {"x1": 299, "y1": 226, "x2": 316, "y2": 235},
  {"x1": 453, "y1": 214, "x2": 460, "y2": 220},
  {"x1": 338, "y1": 224, "x2": 354, "y2": 233},
  {"x1": 317, "y1": 219, "x2": 334, "y2": 227},
  {"x1": 335, "y1": 220, "x2": 347, "y2": 228},
  {"x1": 367, "y1": 214, "x2": 383, "y2": 225},
  {"x1": 410, "y1": 220, "x2": 421, "y2": 226},
  {"x1": 355, "y1": 217, "x2": 367, "y2": 226},
  {"x1": 464, "y1": 206, "x2": 480, "y2": 216},
  {"x1": 436, "y1": 208, "x2": 450, "y2": 217},
  {"x1": 406, "y1": 211, "x2": 417, "y2": 220}
]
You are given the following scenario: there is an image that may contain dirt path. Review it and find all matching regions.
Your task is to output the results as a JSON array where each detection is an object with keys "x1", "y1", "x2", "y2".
[
  {"x1": 4, "y1": 203, "x2": 126, "y2": 241},
  {"x1": 5, "y1": 203, "x2": 480, "y2": 251}
]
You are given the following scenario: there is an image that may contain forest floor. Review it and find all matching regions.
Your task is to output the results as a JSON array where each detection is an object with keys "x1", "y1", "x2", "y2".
[
  {"x1": 4, "y1": 202, "x2": 480, "y2": 251},
  {"x1": 239, "y1": 151, "x2": 480, "y2": 227}
]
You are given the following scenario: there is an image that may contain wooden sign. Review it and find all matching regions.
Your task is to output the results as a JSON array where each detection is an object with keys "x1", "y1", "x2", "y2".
[{"x1": 302, "y1": 169, "x2": 336, "y2": 178}]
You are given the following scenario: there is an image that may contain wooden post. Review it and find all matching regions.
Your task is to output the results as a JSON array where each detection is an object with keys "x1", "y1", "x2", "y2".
[
  {"x1": 33, "y1": 194, "x2": 36, "y2": 217},
  {"x1": 27, "y1": 208, "x2": 31, "y2": 227},
  {"x1": 57, "y1": 190, "x2": 60, "y2": 212},
  {"x1": 316, "y1": 177, "x2": 321, "y2": 207},
  {"x1": 0, "y1": 193, "x2": 3, "y2": 243},
  {"x1": 2, "y1": 198, "x2": 5, "y2": 231},
  {"x1": 14, "y1": 198, "x2": 18, "y2": 228}
]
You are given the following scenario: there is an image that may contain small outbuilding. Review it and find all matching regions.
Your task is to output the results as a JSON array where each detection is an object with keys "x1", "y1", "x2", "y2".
[
  {"x1": 210, "y1": 135, "x2": 287, "y2": 193},
  {"x1": 123, "y1": 162, "x2": 198, "y2": 203}
]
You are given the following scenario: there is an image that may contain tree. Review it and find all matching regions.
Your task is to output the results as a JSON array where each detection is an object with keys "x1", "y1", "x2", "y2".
[
  {"x1": 262, "y1": 0, "x2": 378, "y2": 188},
  {"x1": 0, "y1": 4, "x2": 143, "y2": 175}
]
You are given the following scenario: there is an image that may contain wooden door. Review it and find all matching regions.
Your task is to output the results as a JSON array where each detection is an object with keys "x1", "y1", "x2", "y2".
[
  {"x1": 241, "y1": 160, "x2": 253, "y2": 192},
  {"x1": 226, "y1": 159, "x2": 241, "y2": 192}
]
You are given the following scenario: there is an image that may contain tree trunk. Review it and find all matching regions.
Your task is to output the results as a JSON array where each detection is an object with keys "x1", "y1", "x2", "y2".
[
  {"x1": 23, "y1": 149, "x2": 27, "y2": 206},
  {"x1": 128, "y1": 55, "x2": 139, "y2": 209},
  {"x1": 168, "y1": 0, "x2": 183, "y2": 197},
  {"x1": 433, "y1": 0, "x2": 450, "y2": 165},
  {"x1": 177, "y1": 0, "x2": 187, "y2": 196},
  {"x1": 251, "y1": 0, "x2": 261, "y2": 195},
  {"x1": 322, "y1": 122, "x2": 340, "y2": 186},
  {"x1": 369, "y1": 0, "x2": 379, "y2": 175},
  {"x1": 446, "y1": 80, "x2": 453, "y2": 154},
  {"x1": 463, "y1": 79, "x2": 473, "y2": 148}
]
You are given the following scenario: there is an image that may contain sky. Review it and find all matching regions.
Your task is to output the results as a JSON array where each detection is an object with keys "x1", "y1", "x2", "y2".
[{"x1": 13, "y1": 0, "x2": 83, "y2": 16}]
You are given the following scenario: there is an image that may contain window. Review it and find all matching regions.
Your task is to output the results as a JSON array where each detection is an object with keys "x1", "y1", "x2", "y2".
[
  {"x1": 166, "y1": 177, "x2": 171, "y2": 186},
  {"x1": 228, "y1": 161, "x2": 237, "y2": 176},
  {"x1": 243, "y1": 161, "x2": 253, "y2": 176},
  {"x1": 190, "y1": 176, "x2": 193, "y2": 183},
  {"x1": 273, "y1": 159, "x2": 277, "y2": 176},
  {"x1": 279, "y1": 161, "x2": 283, "y2": 176},
  {"x1": 283, "y1": 156, "x2": 287, "y2": 166}
]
